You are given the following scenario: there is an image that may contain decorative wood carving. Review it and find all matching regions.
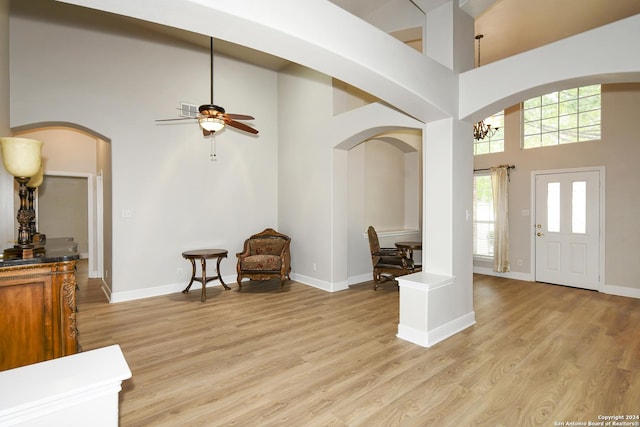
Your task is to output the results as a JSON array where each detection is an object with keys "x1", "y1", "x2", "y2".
[{"x1": 0, "y1": 259, "x2": 79, "y2": 371}]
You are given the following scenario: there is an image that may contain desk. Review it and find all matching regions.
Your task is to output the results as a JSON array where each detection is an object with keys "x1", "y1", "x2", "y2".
[
  {"x1": 395, "y1": 241, "x2": 422, "y2": 261},
  {"x1": 182, "y1": 249, "x2": 230, "y2": 302}
]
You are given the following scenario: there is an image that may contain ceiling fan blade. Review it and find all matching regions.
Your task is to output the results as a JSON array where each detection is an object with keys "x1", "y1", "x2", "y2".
[
  {"x1": 226, "y1": 119, "x2": 259, "y2": 134},
  {"x1": 156, "y1": 117, "x2": 195, "y2": 122},
  {"x1": 202, "y1": 128, "x2": 212, "y2": 137},
  {"x1": 225, "y1": 113, "x2": 255, "y2": 120}
]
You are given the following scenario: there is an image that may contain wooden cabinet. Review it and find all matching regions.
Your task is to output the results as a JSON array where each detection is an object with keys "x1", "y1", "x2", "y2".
[{"x1": 0, "y1": 258, "x2": 79, "y2": 371}]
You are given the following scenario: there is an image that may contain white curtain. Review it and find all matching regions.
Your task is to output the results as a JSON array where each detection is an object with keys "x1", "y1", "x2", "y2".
[{"x1": 491, "y1": 166, "x2": 510, "y2": 272}]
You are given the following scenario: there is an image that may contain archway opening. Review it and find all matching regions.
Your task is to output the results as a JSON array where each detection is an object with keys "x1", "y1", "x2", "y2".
[{"x1": 10, "y1": 123, "x2": 112, "y2": 280}]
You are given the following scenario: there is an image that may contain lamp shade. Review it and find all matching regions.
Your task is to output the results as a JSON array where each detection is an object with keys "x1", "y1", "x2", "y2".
[
  {"x1": 27, "y1": 165, "x2": 45, "y2": 188},
  {"x1": 199, "y1": 117, "x2": 225, "y2": 132},
  {"x1": 0, "y1": 137, "x2": 43, "y2": 178}
]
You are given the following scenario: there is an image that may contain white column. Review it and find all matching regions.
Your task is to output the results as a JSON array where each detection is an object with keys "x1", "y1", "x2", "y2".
[
  {"x1": 397, "y1": 118, "x2": 476, "y2": 347},
  {"x1": 396, "y1": 2, "x2": 476, "y2": 347}
]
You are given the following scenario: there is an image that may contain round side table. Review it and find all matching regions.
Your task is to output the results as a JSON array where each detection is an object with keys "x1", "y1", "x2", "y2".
[{"x1": 181, "y1": 249, "x2": 230, "y2": 302}]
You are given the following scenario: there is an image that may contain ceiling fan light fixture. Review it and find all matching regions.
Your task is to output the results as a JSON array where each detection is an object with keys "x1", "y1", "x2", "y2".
[
  {"x1": 199, "y1": 116, "x2": 225, "y2": 132},
  {"x1": 155, "y1": 37, "x2": 258, "y2": 136}
]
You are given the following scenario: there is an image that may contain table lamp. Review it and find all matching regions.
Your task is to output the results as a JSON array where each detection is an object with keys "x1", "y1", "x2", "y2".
[
  {"x1": 0, "y1": 137, "x2": 44, "y2": 258},
  {"x1": 27, "y1": 165, "x2": 46, "y2": 246}
]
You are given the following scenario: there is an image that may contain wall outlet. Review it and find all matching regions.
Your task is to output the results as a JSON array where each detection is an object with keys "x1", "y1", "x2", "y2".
[
  {"x1": 177, "y1": 267, "x2": 183, "y2": 277},
  {"x1": 516, "y1": 259, "x2": 523, "y2": 266},
  {"x1": 312, "y1": 263, "x2": 317, "y2": 271}
]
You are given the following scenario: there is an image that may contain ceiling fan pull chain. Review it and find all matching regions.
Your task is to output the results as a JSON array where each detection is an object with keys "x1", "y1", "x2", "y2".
[{"x1": 210, "y1": 137, "x2": 217, "y2": 161}]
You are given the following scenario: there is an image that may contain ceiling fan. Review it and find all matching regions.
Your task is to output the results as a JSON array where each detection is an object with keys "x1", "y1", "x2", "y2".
[{"x1": 156, "y1": 37, "x2": 259, "y2": 136}]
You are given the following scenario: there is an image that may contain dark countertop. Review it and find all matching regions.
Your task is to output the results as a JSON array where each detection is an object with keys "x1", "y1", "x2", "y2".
[{"x1": 0, "y1": 246, "x2": 80, "y2": 268}]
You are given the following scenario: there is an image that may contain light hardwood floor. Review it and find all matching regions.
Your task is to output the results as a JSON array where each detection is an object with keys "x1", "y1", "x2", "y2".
[{"x1": 76, "y1": 261, "x2": 640, "y2": 426}]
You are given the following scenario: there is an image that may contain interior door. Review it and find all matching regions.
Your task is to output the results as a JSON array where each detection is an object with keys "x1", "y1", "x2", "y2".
[
  {"x1": 534, "y1": 169, "x2": 601, "y2": 290},
  {"x1": 37, "y1": 175, "x2": 89, "y2": 254}
]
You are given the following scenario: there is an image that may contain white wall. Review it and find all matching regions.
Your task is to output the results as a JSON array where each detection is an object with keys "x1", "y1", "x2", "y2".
[
  {"x1": 9, "y1": 0, "x2": 638, "y2": 311},
  {"x1": 10, "y1": 1, "x2": 278, "y2": 296},
  {"x1": 347, "y1": 142, "x2": 368, "y2": 279},
  {"x1": 14, "y1": 128, "x2": 96, "y2": 255},
  {"x1": 474, "y1": 83, "x2": 640, "y2": 293},
  {"x1": 277, "y1": 62, "x2": 426, "y2": 289},
  {"x1": 17, "y1": 128, "x2": 97, "y2": 174},
  {"x1": 277, "y1": 64, "x2": 334, "y2": 285},
  {"x1": 54, "y1": 0, "x2": 457, "y2": 124},
  {"x1": 364, "y1": 140, "x2": 406, "y2": 229},
  {"x1": 0, "y1": 0, "x2": 12, "y2": 251},
  {"x1": 332, "y1": 72, "x2": 424, "y2": 285},
  {"x1": 346, "y1": 136, "x2": 422, "y2": 284},
  {"x1": 9, "y1": 1, "x2": 426, "y2": 297},
  {"x1": 0, "y1": 0, "x2": 7, "y2": 135},
  {"x1": 460, "y1": 13, "x2": 640, "y2": 122}
]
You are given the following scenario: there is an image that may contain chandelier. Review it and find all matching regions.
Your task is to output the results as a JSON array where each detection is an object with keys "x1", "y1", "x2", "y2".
[
  {"x1": 473, "y1": 118, "x2": 497, "y2": 141},
  {"x1": 473, "y1": 34, "x2": 499, "y2": 141}
]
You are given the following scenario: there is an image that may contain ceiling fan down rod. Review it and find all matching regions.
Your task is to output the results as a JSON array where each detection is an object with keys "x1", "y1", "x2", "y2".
[{"x1": 209, "y1": 36, "x2": 213, "y2": 104}]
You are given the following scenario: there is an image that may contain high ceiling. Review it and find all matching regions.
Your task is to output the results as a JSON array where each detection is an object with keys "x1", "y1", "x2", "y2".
[
  {"x1": 475, "y1": 0, "x2": 640, "y2": 65},
  {"x1": 239, "y1": 0, "x2": 640, "y2": 69},
  {"x1": 330, "y1": 0, "x2": 640, "y2": 66},
  {"x1": 39, "y1": 0, "x2": 640, "y2": 71}
]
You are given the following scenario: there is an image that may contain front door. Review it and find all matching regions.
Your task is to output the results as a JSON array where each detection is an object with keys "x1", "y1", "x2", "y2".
[{"x1": 534, "y1": 169, "x2": 602, "y2": 290}]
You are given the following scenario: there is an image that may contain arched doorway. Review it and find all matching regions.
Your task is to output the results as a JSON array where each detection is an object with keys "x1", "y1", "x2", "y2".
[
  {"x1": 327, "y1": 103, "x2": 424, "y2": 287},
  {"x1": 10, "y1": 123, "x2": 111, "y2": 279},
  {"x1": 345, "y1": 132, "x2": 422, "y2": 284}
]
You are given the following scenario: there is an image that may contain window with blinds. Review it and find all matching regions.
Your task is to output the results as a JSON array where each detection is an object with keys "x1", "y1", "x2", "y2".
[{"x1": 473, "y1": 174, "x2": 494, "y2": 258}]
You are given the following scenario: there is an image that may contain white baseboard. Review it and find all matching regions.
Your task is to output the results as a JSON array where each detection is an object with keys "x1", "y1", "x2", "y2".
[
  {"x1": 109, "y1": 273, "x2": 237, "y2": 303},
  {"x1": 396, "y1": 324, "x2": 429, "y2": 347},
  {"x1": 348, "y1": 272, "x2": 372, "y2": 286},
  {"x1": 108, "y1": 273, "x2": 352, "y2": 302},
  {"x1": 428, "y1": 311, "x2": 476, "y2": 346},
  {"x1": 602, "y1": 284, "x2": 640, "y2": 299},
  {"x1": 110, "y1": 282, "x2": 186, "y2": 303},
  {"x1": 473, "y1": 266, "x2": 532, "y2": 281},
  {"x1": 397, "y1": 311, "x2": 476, "y2": 348},
  {"x1": 291, "y1": 273, "x2": 349, "y2": 292},
  {"x1": 474, "y1": 267, "x2": 640, "y2": 300}
]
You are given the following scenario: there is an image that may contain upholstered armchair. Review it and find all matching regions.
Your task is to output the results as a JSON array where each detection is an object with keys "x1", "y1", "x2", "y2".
[
  {"x1": 236, "y1": 228, "x2": 291, "y2": 291},
  {"x1": 367, "y1": 226, "x2": 420, "y2": 290}
]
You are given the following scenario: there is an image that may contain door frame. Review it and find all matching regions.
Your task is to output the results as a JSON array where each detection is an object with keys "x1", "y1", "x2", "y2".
[
  {"x1": 530, "y1": 166, "x2": 605, "y2": 289},
  {"x1": 38, "y1": 170, "x2": 102, "y2": 279}
]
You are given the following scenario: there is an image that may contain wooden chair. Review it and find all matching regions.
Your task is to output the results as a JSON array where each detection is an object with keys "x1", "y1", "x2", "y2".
[
  {"x1": 236, "y1": 228, "x2": 291, "y2": 291},
  {"x1": 367, "y1": 226, "x2": 420, "y2": 290}
]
